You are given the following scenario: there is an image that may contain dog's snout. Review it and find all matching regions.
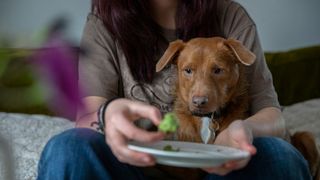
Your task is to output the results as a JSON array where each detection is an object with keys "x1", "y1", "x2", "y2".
[{"x1": 192, "y1": 96, "x2": 208, "y2": 107}]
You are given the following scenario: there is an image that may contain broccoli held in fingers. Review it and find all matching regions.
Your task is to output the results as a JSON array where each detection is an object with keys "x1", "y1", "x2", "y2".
[{"x1": 158, "y1": 112, "x2": 179, "y2": 133}]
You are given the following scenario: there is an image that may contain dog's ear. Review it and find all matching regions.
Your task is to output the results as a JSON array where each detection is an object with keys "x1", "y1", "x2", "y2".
[
  {"x1": 224, "y1": 39, "x2": 256, "y2": 66},
  {"x1": 156, "y1": 40, "x2": 185, "y2": 72}
]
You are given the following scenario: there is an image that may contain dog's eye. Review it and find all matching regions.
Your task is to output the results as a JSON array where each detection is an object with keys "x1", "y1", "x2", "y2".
[
  {"x1": 184, "y1": 68, "x2": 193, "y2": 75},
  {"x1": 213, "y1": 68, "x2": 223, "y2": 75}
]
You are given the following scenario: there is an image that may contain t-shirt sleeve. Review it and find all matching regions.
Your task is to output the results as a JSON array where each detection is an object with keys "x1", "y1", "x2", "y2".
[
  {"x1": 221, "y1": 2, "x2": 281, "y2": 114},
  {"x1": 78, "y1": 14, "x2": 120, "y2": 99}
]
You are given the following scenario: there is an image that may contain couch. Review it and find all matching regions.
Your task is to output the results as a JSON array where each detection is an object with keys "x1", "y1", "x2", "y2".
[
  {"x1": 1, "y1": 46, "x2": 320, "y2": 116},
  {"x1": 0, "y1": 45, "x2": 320, "y2": 179}
]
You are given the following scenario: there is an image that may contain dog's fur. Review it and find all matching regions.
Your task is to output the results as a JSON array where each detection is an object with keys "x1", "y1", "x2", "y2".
[{"x1": 156, "y1": 37, "x2": 320, "y2": 179}]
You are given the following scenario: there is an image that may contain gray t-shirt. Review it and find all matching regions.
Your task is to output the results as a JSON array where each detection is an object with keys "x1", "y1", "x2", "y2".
[{"x1": 79, "y1": 0, "x2": 280, "y2": 121}]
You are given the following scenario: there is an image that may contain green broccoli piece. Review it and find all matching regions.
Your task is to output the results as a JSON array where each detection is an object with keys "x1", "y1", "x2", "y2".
[
  {"x1": 158, "y1": 112, "x2": 179, "y2": 133},
  {"x1": 163, "y1": 145, "x2": 180, "y2": 152}
]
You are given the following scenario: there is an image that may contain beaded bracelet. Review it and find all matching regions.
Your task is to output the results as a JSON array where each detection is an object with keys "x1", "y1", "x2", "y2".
[{"x1": 97, "y1": 97, "x2": 118, "y2": 133}]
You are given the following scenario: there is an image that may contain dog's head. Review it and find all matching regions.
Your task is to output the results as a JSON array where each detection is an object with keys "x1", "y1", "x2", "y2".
[{"x1": 156, "y1": 37, "x2": 256, "y2": 116}]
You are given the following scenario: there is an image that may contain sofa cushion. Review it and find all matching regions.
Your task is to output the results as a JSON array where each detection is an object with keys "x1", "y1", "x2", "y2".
[
  {"x1": 0, "y1": 45, "x2": 319, "y2": 116},
  {"x1": 0, "y1": 49, "x2": 51, "y2": 115},
  {"x1": 0, "y1": 99, "x2": 319, "y2": 179},
  {"x1": 0, "y1": 112, "x2": 74, "y2": 180},
  {"x1": 265, "y1": 45, "x2": 320, "y2": 105}
]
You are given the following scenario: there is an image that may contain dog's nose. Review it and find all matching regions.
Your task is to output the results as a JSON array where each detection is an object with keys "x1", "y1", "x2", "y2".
[{"x1": 192, "y1": 96, "x2": 208, "y2": 106}]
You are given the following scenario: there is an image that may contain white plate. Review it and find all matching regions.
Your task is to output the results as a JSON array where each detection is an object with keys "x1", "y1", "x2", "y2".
[{"x1": 128, "y1": 140, "x2": 250, "y2": 168}]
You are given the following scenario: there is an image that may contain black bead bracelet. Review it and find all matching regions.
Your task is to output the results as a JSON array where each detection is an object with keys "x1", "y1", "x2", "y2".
[{"x1": 97, "y1": 97, "x2": 119, "y2": 133}]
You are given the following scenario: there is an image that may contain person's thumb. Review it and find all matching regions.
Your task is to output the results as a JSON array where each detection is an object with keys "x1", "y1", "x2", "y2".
[{"x1": 239, "y1": 141, "x2": 256, "y2": 155}]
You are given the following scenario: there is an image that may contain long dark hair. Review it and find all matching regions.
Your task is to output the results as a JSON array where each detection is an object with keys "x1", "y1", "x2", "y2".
[{"x1": 92, "y1": 0, "x2": 220, "y2": 83}]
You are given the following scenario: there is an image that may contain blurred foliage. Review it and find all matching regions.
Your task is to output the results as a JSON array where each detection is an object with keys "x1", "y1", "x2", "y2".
[
  {"x1": 265, "y1": 45, "x2": 320, "y2": 105},
  {"x1": 0, "y1": 49, "x2": 49, "y2": 115}
]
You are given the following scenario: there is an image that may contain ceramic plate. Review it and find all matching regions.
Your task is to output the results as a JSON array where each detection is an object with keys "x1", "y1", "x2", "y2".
[{"x1": 128, "y1": 140, "x2": 250, "y2": 168}]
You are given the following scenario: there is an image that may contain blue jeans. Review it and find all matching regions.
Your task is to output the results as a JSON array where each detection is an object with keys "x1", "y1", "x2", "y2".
[{"x1": 37, "y1": 128, "x2": 311, "y2": 180}]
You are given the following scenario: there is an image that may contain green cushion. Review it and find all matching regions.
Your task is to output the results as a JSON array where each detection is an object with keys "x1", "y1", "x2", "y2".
[
  {"x1": 0, "y1": 45, "x2": 319, "y2": 116},
  {"x1": 266, "y1": 45, "x2": 320, "y2": 105},
  {"x1": 1, "y1": 57, "x2": 35, "y2": 87},
  {"x1": 0, "y1": 49, "x2": 34, "y2": 86},
  {"x1": 0, "y1": 49, "x2": 50, "y2": 115}
]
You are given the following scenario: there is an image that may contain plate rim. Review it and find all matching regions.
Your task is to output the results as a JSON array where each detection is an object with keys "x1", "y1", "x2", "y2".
[{"x1": 128, "y1": 140, "x2": 250, "y2": 160}]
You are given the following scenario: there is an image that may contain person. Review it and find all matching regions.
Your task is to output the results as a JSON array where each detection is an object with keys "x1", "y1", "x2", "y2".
[{"x1": 37, "y1": 0, "x2": 312, "y2": 179}]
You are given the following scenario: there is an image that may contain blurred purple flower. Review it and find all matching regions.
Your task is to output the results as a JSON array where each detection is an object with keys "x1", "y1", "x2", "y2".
[{"x1": 33, "y1": 33, "x2": 84, "y2": 120}]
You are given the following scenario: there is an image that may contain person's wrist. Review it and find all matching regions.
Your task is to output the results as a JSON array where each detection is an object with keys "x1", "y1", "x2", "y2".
[
  {"x1": 97, "y1": 97, "x2": 119, "y2": 133},
  {"x1": 242, "y1": 119, "x2": 255, "y2": 139}
]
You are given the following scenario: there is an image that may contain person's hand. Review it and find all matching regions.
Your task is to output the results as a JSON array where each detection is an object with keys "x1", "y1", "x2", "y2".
[
  {"x1": 202, "y1": 120, "x2": 257, "y2": 176},
  {"x1": 104, "y1": 98, "x2": 165, "y2": 166}
]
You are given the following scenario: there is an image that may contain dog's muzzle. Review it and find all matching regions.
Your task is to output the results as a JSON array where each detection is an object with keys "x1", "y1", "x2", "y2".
[{"x1": 191, "y1": 108, "x2": 222, "y2": 120}]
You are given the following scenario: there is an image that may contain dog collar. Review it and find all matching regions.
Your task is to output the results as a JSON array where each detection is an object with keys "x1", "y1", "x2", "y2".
[
  {"x1": 200, "y1": 106, "x2": 228, "y2": 144},
  {"x1": 200, "y1": 117, "x2": 220, "y2": 144},
  {"x1": 202, "y1": 106, "x2": 225, "y2": 121}
]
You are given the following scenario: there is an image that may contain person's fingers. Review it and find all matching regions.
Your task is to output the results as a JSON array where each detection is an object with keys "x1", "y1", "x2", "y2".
[
  {"x1": 231, "y1": 127, "x2": 256, "y2": 154},
  {"x1": 224, "y1": 156, "x2": 251, "y2": 170},
  {"x1": 129, "y1": 101, "x2": 162, "y2": 125},
  {"x1": 107, "y1": 99, "x2": 162, "y2": 125},
  {"x1": 103, "y1": 99, "x2": 165, "y2": 167},
  {"x1": 231, "y1": 159, "x2": 250, "y2": 171},
  {"x1": 106, "y1": 125, "x2": 156, "y2": 166},
  {"x1": 223, "y1": 160, "x2": 238, "y2": 169},
  {"x1": 202, "y1": 165, "x2": 233, "y2": 176},
  {"x1": 112, "y1": 113, "x2": 164, "y2": 142},
  {"x1": 229, "y1": 121, "x2": 256, "y2": 154},
  {"x1": 202, "y1": 158, "x2": 250, "y2": 175},
  {"x1": 239, "y1": 141, "x2": 257, "y2": 155}
]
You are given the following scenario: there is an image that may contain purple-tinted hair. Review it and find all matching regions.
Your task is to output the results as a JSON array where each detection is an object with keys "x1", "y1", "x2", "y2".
[{"x1": 92, "y1": 0, "x2": 221, "y2": 83}]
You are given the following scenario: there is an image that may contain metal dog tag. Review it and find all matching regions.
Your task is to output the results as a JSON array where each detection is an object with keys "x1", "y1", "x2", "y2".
[{"x1": 200, "y1": 117, "x2": 215, "y2": 144}]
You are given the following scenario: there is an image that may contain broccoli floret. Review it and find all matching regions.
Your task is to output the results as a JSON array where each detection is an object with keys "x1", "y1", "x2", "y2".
[
  {"x1": 163, "y1": 145, "x2": 180, "y2": 152},
  {"x1": 158, "y1": 112, "x2": 179, "y2": 133}
]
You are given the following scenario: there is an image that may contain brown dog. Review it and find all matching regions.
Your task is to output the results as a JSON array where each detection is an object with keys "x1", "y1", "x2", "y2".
[
  {"x1": 157, "y1": 37, "x2": 254, "y2": 143},
  {"x1": 156, "y1": 37, "x2": 319, "y2": 179}
]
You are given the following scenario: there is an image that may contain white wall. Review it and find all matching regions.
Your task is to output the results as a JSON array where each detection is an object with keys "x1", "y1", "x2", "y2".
[
  {"x1": 0, "y1": 0, "x2": 319, "y2": 51},
  {"x1": 235, "y1": 0, "x2": 320, "y2": 51},
  {"x1": 0, "y1": 0, "x2": 91, "y2": 47}
]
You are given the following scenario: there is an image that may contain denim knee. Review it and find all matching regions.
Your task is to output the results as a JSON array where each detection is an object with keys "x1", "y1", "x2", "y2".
[
  {"x1": 37, "y1": 128, "x2": 111, "y2": 180},
  {"x1": 40, "y1": 128, "x2": 105, "y2": 160},
  {"x1": 250, "y1": 137, "x2": 312, "y2": 180},
  {"x1": 205, "y1": 137, "x2": 312, "y2": 180}
]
